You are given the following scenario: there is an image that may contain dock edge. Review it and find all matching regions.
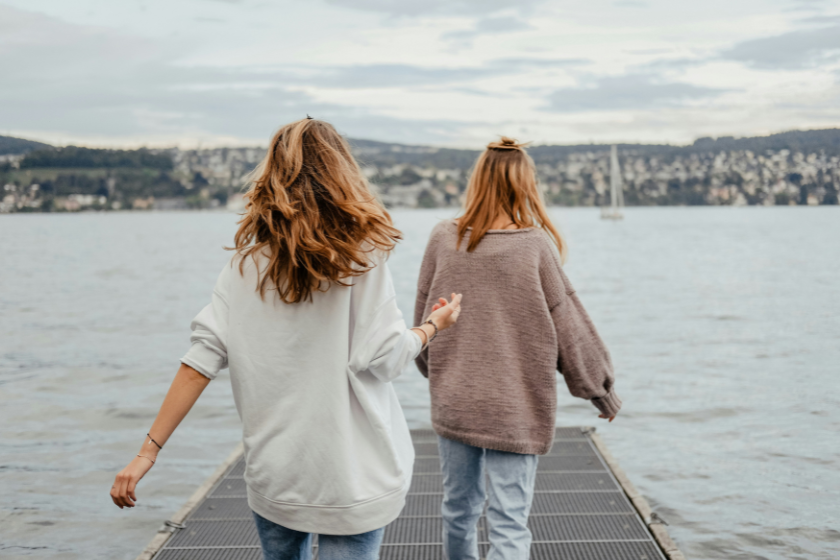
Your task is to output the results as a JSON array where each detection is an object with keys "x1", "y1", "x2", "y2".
[
  {"x1": 589, "y1": 430, "x2": 686, "y2": 560},
  {"x1": 134, "y1": 442, "x2": 245, "y2": 560}
]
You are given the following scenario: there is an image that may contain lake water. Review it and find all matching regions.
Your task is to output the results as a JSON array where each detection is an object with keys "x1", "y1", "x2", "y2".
[{"x1": 1, "y1": 207, "x2": 838, "y2": 559}]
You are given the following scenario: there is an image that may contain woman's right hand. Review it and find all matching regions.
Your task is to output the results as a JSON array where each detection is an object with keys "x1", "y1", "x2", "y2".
[{"x1": 428, "y1": 293, "x2": 462, "y2": 330}]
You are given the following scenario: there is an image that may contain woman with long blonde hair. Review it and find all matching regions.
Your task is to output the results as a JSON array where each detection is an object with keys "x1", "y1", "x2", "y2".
[
  {"x1": 110, "y1": 118, "x2": 462, "y2": 560},
  {"x1": 414, "y1": 137, "x2": 621, "y2": 560}
]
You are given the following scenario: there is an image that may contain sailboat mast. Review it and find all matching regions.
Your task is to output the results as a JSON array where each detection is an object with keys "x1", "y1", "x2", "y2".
[
  {"x1": 610, "y1": 145, "x2": 620, "y2": 211},
  {"x1": 601, "y1": 144, "x2": 624, "y2": 220}
]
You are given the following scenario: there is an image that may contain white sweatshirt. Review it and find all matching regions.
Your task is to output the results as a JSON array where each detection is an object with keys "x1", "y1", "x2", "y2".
[{"x1": 181, "y1": 251, "x2": 422, "y2": 535}]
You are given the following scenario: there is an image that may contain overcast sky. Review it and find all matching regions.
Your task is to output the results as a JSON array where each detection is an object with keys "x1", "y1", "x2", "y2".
[{"x1": 2, "y1": 0, "x2": 840, "y2": 148}]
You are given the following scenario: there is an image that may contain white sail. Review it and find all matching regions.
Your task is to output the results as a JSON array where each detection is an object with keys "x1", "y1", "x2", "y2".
[{"x1": 601, "y1": 144, "x2": 624, "y2": 220}]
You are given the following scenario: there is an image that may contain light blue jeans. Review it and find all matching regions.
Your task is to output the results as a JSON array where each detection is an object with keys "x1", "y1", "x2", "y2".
[
  {"x1": 251, "y1": 510, "x2": 384, "y2": 560},
  {"x1": 438, "y1": 435, "x2": 538, "y2": 560}
]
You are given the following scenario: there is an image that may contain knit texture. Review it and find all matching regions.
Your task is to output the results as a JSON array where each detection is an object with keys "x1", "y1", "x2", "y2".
[{"x1": 414, "y1": 220, "x2": 622, "y2": 455}]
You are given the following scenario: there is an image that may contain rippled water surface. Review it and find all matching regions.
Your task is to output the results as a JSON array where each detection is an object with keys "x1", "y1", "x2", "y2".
[{"x1": 1, "y1": 207, "x2": 838, "y2": 559}]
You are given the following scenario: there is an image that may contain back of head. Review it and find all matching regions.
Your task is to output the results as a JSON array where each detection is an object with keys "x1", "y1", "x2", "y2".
[
  {"x1": 458, "y1": 137, "x2": 567, "y2": 261},
  {"x1": 233, "y1": 118, "x2": 401, "y2": 303}
]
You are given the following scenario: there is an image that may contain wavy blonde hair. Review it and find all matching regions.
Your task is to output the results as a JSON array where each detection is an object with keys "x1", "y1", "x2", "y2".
[
  {"x1": 232, "y1": 118, "x2": 401, "y2": 303},
  {"x1": 457, "y1": 136, "x2": 567, "y2": 262}
]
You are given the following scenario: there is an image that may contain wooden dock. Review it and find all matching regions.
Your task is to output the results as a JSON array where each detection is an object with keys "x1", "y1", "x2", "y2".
[{"x1": 137, "y1": 428, "x2": 683, "y2": 560}]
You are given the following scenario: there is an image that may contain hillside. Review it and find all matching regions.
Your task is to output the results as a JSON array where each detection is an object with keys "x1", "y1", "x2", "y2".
[
  {"x1": 351, "y1": 128, "x2": 840, "y2": 167},
  {"x1": 0, "y1": 135, "x2": 51, "y2": 156},
  {"x1": 20, "y1": 146, "x2": 172, "y2": 170}
]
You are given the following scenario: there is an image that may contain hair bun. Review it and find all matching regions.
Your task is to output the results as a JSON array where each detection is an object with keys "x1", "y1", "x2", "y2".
[{"x1": 488, "y1": 136, "x2": 524, "y2": 150}]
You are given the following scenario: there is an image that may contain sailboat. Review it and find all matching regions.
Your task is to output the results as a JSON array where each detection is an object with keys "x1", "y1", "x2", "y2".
[{"x1": 600, "y1": 144, "x2": 624, "y2": 220}]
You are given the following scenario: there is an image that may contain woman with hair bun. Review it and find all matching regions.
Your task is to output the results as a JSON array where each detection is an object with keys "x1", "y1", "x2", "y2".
[
  {"x1": 109, "y1": 118, "x2": 462, "y2": 560},
  {"x1": 414, "y1": 136, "x2": 621, "y2": 560}
]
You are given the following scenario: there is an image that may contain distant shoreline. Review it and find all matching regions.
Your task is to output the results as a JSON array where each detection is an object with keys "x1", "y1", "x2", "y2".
[
  {"x1": 3, "y1": 128, "x2": 840, "y2": 213},
  {"x1": 2, "y1": 205, "x2": 837, "y2": 218}
]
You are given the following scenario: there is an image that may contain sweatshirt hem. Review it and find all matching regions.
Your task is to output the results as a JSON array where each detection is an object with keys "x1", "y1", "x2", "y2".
[
  {"x1": 246, "y1": 478, "x2": 409, "y2": 535},
  {"x1": 433, "y1": 423, "x2": 553, "y2": 456}
]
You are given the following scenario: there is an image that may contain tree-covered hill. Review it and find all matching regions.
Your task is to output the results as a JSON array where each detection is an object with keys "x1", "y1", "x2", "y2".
[
  {"x1": 20, "y1": 146, "x2": 173, "y2": 170},
  {"x1": 688, "y1": 128, "x2": 840, "y2": 155},
  {"x1": 0, "y1": 135, "x2": 51, "y2": 156}
]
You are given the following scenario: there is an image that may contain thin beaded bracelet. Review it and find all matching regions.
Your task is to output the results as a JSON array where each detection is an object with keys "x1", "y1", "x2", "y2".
[{"x1": 137, "y1": 454, "x2": 156, "y2": 465}]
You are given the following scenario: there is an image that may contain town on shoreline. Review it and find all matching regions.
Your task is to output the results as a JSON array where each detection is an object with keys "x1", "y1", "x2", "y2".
[{"x1": 2, "y1": 128, "x2": 839, "y2": 214}]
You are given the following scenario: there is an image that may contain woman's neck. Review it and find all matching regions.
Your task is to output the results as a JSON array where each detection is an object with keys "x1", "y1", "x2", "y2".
[
  {"x1": 454, "y1": 214, "x2": 519, "y2": 230},
  {"x1": 489, "y1": 214, "x2": 517, "y2": 230}
]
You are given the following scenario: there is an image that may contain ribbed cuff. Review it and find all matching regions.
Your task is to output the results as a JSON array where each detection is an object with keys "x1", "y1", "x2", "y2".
[
  {"x1": 592, "y1": 388, "x2": 622, "y2": 417},
  {"x1": 181, "y1": 343, "x2": 225, "y2": 380}
]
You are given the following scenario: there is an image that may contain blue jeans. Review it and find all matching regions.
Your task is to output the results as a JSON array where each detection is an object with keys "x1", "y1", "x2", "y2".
[
  {"x1": 251, "y1": 510, "x2": 385, "y2": 560},
  {"x1": 438, "y1": 435, "x2": 538, "y2": 560}
]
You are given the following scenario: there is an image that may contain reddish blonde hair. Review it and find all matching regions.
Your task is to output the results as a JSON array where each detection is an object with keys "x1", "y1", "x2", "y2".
[
  {"x1": 458, "y1": 137, "x2": 567, "y2": 261},
  {"x1": 233, "y1": 118, "x2": 401, "y2": 303}
]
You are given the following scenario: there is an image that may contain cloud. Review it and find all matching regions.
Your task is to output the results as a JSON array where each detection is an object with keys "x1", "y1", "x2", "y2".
[
  {"x1": 324, "y1": 0, "x2": 545, "y2": 17},
  {"x1": 797, "y1": 14, "x2": 840, "y2": 24},
  {"x1": 491, "y1": 58, "x2": 588, "y2": 69},
  {"x1": 544, "y1": 74, "x2": 728, "y2": 113},
  {"x1": 1, "y1": 73, "x2": 464, "y2": 146},
  {"x1": 0, "y1": 4, "x2": 588, "y2": 145},
  {"x1": 442, "y1": 15, "x2": 534, "y2": 43},
  {"x1": 0, "y1": 6, "x2": 491, "y2": 146},
  {"x1": 635, "y1": 57, "x2": 709, "y2": 72},
  {"x1": 787, "y1": 0, "x2": 830, "y2": 11},
  {"x1": 255, "y1": 58, "x2": 587, "y2": 89},
  {"x1": 475, "y1": 16, "x2": 533, "y2": 33},
  {"x1": 5, "y1": 1, "x2": 840, "y2": 148},
  {"x1": 722, "y1": 23, "x2": 840, "y2": 69},
  {"x1": 304, "y1": 64, "x2": 492, "y2": 88}
]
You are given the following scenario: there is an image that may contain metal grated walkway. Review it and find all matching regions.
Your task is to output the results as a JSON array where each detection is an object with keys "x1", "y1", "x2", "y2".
[{"x1": 140, "y1": 428, "x2": 682, "y2": 560}]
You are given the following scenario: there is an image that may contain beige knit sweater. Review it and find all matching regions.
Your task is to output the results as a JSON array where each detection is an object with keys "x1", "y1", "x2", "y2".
[{"x1": 414, "y1": 220, "x2": 622, "y2": 455}]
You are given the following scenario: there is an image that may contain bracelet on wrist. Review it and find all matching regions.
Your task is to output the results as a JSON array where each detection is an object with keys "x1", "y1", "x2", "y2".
[
  {"x1": 146, "y1": 433, "x2": 163, "y2": 450},
  {"x1": 137, "y1": 454, "x2": 156, "y2": 465},
  {"x1": 412, "y1": 327, "x2": 429, "y2": 348},
  {"x1": 424, "y1": 319, "x2": 439, "y2": 343}
]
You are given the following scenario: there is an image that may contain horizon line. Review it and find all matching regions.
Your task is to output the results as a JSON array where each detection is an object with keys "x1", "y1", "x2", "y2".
[{"x1": 3, "y1": 125, "x2": 840, "y2": 153}]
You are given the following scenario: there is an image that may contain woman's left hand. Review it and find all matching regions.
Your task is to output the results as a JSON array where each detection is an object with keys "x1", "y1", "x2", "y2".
[
  {"x1": 109, "y1": 364, "x2": 211, "y2": 509},
  {"x1": 110, "y1": 455, "x2": 155, "y2": 509}
]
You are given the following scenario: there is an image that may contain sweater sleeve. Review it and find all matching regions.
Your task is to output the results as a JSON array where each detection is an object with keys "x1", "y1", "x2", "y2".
[
  {"x1": 348, "y1": 255, "x2": 423, "y2": 383},
  {"x1": 413, "y1": 226, "x2": 439, "y2": 378},
  {"x1": 540, "y1": 244, "x2": 622, "y2": 417},
  {"x1": 180, "y1": 262, "x2": 232, "y2": 380}
]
